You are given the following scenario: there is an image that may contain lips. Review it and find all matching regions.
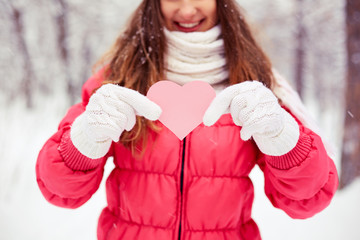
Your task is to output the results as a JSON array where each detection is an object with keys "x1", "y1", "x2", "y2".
[
  {"x1": 174, "y1": 19, "x2": 205, "y2": 32},
  {"x1": 178, "y1": 22, "x2": 200, "y2": 28}
]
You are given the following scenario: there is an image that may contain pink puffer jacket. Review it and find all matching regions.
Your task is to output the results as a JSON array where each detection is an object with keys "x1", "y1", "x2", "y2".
[{"x1": 36, "y1": 71, "x2": 338, "y2": 240}]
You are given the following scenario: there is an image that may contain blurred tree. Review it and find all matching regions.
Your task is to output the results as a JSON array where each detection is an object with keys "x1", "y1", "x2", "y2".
[
  {"x1": 5, "y1": 1, "x2": 35, "y2": 108},
  {"x1": 294, "y1": 0, "x2": 306, "y2": 99},
  {"x1": 340, "y1": 0, "x2": 360, "y2": 189},
  {"x1": 55, "y1": 0, "x2": 77, "y2": 104}
]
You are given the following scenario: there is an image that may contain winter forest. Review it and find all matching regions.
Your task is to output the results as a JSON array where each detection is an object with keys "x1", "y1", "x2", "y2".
[{"x1": 0, "y1": 0, "x2": 359, "y2": 239}]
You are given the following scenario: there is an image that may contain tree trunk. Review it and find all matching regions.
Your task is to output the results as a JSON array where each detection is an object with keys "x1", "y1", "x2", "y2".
[
  {"x1": 294, "y1": 0, "x2": 306, "y2": 99},
  {"x1": 340, "y1": 0, "x2": 360, "y2": 189},
  {"x1": 55, "y1": 0, "x2": 76, "y2": 104},
  {"x1": 9, "y1": 3, "x2": 35, "y2": 108}
]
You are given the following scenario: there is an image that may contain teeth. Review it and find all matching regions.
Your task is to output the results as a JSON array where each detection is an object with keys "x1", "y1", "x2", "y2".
[{"x1": 178, "y1": 22, "x2": 200, "y2": 28}]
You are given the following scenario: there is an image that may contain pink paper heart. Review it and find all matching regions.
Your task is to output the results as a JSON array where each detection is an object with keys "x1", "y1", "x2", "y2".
[{"x1": 147, "y1": 81, "x2": 216, "y2": 140}]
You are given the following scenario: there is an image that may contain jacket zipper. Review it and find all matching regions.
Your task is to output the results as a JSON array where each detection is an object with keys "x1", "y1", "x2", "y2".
[{"x1": 178, "y1": 138, "x2": 186, "y2": 240}]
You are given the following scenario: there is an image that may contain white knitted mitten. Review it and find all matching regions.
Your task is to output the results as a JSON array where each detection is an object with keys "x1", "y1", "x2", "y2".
[
  {"x1": 203, "y1": 81, "x2": 300, "y2": 156},
  {"x1": 70, "y1": 84, "x2": 162, "y2": 159}
]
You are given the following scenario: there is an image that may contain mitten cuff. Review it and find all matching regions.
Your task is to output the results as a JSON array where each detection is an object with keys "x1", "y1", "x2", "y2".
[
  {"x1": 254, "y1": 111, "x2": 300, "y2": 156},
  {"x1": 59, "y1": 130, "x2": 104, "y2": 171},
  {"x1": 70, "y1": 114, "x2": 112, "y2": 159},
  {"x1": 265, "y1": 133, "x2": 312, "y2": 170}
]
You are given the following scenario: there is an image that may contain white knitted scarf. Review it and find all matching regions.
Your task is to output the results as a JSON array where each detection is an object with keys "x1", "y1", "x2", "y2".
[
  {"x1": 163, "y1": 26, "x2": 334, "y2": 157},
  {"x1": 163, "y1": 25, "x2": 229, "y2": 86}
]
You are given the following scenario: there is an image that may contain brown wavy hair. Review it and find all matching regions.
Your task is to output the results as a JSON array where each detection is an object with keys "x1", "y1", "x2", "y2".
[{"x1": 94, "y1": 0, "x2": 274, "y2": 153}]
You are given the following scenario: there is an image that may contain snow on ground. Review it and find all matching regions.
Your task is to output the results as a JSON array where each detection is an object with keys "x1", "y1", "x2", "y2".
[
  {"x1": 0, "y1": 98, "x2": 112, "y2": 240},
  {"x1": 0, "y1": 98, "x2": 359, "y2": 240},
  {"x1": 250, "y1": 165, "x2": 360, "y2": 240}
]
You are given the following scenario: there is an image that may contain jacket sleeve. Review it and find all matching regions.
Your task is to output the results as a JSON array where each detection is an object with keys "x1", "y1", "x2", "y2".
[
  {"x1": 36, "y1": 70, "x2": 110, "y2": 209},
  {"x1": 256, "y1": 113, "x2": 339, "y2": 219}
]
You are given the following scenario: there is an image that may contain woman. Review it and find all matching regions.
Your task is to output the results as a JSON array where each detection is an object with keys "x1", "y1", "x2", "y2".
[{"x1": 36, "y1": 0, "x2": 338, "y2": 239}]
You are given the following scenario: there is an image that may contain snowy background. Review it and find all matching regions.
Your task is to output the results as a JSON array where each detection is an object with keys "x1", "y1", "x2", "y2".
[{"x1": 1, "y1": 0, "x2": 359, "y2": 239}]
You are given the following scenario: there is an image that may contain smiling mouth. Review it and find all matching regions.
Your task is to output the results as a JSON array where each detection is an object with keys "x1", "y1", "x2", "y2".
[
  {"x1": 174, "y1": 19, "x2": 205, "y2": 32},
  {"x1": 178, "y1": 22, "x2": 200, "y2": 28}
]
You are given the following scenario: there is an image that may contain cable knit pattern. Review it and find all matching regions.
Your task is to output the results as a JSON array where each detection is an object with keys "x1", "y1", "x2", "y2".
[
  {"x1": 203, "y1": 81, "x2": 300, "y2": 156},
  {"x1": 70, "y1": 84, "x2": 162, "y2": 159},
  {"x1": 164, "y1": 25, "x2": 229, "y2": 86},
  {"x1": 70, "y1": 114, "x2": 113, "y2": 159},
  {"x1": 252, "y1": 110, "x2": 300, "y2": 156}
]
